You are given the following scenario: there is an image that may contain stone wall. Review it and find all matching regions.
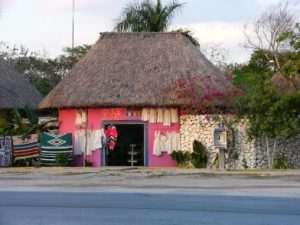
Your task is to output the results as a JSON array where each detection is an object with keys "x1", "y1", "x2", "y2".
[{"x1": 179, "y1": 115, "x2": 300, "y2": 169}]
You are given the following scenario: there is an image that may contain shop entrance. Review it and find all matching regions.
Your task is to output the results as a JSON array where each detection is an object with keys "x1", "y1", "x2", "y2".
[{"x1": 104, "y1": 123, "x2": 145, "y2": 166}]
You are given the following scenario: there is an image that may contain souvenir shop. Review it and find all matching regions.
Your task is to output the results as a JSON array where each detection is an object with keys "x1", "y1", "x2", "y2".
[
  {"x1": 37, "y1": 32, "x2": 227, "y2": 168},
  {"x1": 58, "y1": 107, "x2": 181, "y2": 167},
  {"x1": 0, "y1": 107, "x2": 180, "y2": 167}
]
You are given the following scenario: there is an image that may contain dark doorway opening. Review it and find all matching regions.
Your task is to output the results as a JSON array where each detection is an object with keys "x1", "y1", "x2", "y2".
[{"x1": 105, "y1": 124, "x2": 145, "y2": 166}]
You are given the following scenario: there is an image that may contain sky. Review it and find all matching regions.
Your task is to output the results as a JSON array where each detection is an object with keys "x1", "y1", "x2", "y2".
[{"x1": 0, "y1": 0, "x2": 299, "y2": 63}]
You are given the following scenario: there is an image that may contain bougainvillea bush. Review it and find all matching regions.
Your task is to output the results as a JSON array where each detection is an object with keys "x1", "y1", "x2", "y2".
[{"x1": 169, "y1": 74, "x2": 243, "y2": 123}]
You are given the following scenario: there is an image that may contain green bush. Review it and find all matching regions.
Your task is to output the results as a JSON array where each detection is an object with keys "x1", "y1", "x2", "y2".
[
  {"x1": 272, "y1": 153, "x2": 289, "y2": 169},
  {"x1": 85, "y1": 159, "x2": 93, "y2": 167},
  {"x1": 191, "y1": 140, "x2": 207, "y2": 168},
  {"x1": 171, "y1": 150, "x2": 191, "y2": 167},
  {"x1": 242, "y1": 156, "x2": 248, "y2": 169},
  {"x1": 55, "y1": 153, "x2": 71, "y2": 167}
]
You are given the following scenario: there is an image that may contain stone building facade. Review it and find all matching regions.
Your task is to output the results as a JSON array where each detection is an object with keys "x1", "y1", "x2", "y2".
[{"x1": 179, "y1": 115, "x2": 300, "y2": 169}]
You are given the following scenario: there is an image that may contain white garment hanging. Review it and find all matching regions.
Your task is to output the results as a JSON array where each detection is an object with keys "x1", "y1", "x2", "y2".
[
  {"x1": 93, "y1": 129, "x2": 103, "y2": 149},
  {"x1": 157, "y1": 108, "x2": 163, "y2": 123},
  {"x1": 170, "y1": 108, "x2": 179, "y2": 123},
  {"x1": 170, "y1": 132, "x2": 180, "y2": 153},
  {"x1": 81, "y1": 111, "x2": 87, "y2": 128},
  {"x1": 75, "y1": 112, "x2": 82, "y2": 128},
  {"x1": 149, "y1": 108, "x2": 157, "y2": 123},
  {"x1": 74, "y1": 130, "x2": 85, "y2": 155},
  {"x1": 160, "y1": 134, "x2": 168, "y2": 153},
  {"x1": 153, "y1": 131, "x2": 162, "y2": 156},
  {"x1": 86, "y1": 129, "x2": 103, "y2": 155},
  {"x1": 164, "y1": 133, "x2": 172, "y2": 154},
  {"x1": 153, "y1": 131, "x2": 181, "y2": 156},
  {"x1": 86, "y1": 130, "x2": 93, "y2": 155},
  {"x1": 163, "y1": 109, "x2": 171, "y2": 126},
  {"x1": 142, "y1": 108, "x2": 150, "y2": 121}
]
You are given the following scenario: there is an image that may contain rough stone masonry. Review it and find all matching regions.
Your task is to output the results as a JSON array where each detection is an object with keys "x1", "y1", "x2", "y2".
[{"x1": 179, "y1": 115, "x2": 300, "y2": 169}]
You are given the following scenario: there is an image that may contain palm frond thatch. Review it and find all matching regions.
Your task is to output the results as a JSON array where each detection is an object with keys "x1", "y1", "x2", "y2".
[
  {"x1": 0, "y1": 57, "x2": 43, "y2": 109},
  {"x1": 39, "y1": 32, "x2": 227, "y2": 109}
]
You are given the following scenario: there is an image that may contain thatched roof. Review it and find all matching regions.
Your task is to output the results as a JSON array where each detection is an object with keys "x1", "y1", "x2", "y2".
[
  {"x1": 271, "y1": 72, "x2": 300, "y2": 93},
  {"x1": 39, "y1": 32, "x2": 227, "y2": 109},
  {"x1": 0, "y1": 57, "x2": 43, "y2": 109}
]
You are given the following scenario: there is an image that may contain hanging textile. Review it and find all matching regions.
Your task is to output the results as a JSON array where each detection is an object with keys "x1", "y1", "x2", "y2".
[
  {"x1": 75, "y1": 129, "x2": 103, "y2": 156},
  {"x1": 173, "y1": 132, "x2": 180, "y2": 152},
  {"x1": 153, "y1": 131, "x2": 162, "y2": 156},
  {"x1": 40, "y1": 133, "x2": 73, "y2": 165},
  {"x1": 12, "y1": 134, "x2": 39, "y2": 161},
  {"x1": 163, "y1": 109, "x2": 171, "y2": 126},
  {"x1": 164, "y1": 133, "x2": 173, "y2": 154},
  {"x1": 152, "y1": 131, "x2": 180, "y2": 156},
  {"x1": 74, "y1": 130, "x2": 85, "y2": 156},
  {"x1": 106, "y1": 125, "x2": 118, "y2": 150},
  {"x1": 0, "y1": 136, "x2": 12, "y2": 167},
  {"x1": 75, "y1": 110, "x2": 87, "y2": 129},
  {"x1": 81, "y1": 111, "x2": 87, "y2": 128},
  {"x1": 157, "y1": 108, "x2": 163, "y2": 123},
  {"x1": 160, "y1": 134, "x2": 169, "y2": 154},
  {"x1": 75, "y1": 112, "x2": 82, "y2": 128},
  {"x1": 149, "y1": 108, "x2": 157, "y2": 123},
  {"x1": 170, "y1": 108, "x2": 179, "y2": 123},
  {"x1": 91, "y1": 129, "x2": 103, "y2": 150},
  {"x1": 142, "y1": 108, "x2": 150, "y2": 121},
  {"x1": 87, "y1": 129, "x2": 103, "y2": 155}
]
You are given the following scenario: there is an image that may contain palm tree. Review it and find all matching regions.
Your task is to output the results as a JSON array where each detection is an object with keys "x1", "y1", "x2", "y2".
[{"x1": 114, "y1": 0, "x2": 184, "y2": 32}]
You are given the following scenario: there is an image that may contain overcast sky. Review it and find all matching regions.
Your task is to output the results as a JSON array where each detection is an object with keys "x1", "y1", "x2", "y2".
[{"x1": 0, "y1": 0, "x2": 299, "y2": 63}]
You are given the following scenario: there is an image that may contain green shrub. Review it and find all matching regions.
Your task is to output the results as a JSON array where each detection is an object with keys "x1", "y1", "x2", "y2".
[
  {"x1": 191, "y1": 140, "x2": 207, "y2": 168},
  {"x1": 242, "y1": 156, "x2": 248, "y2": 169},
  {"x1": 272, "y1": 153, "x2": 289, "y2": 169},
  {"x1": 171, "y1": 150, "x2": 191, "y2": 167},
  {"x1": 55, "y1": 153, "x2": 71, "y2": 167},
  {"x1": 85, "y1": 159, "x2": 93, "y2": 167}
]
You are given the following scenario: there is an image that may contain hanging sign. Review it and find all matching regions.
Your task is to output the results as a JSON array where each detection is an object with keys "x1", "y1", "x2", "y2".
[{"x1": 127, "y1": 109, "x2": 141, "y2": 117}]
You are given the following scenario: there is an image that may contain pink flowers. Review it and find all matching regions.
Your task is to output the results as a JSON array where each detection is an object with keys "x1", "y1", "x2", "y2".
[{"x1": 169, "y1": 74, "x2": 243, "y2": 119}]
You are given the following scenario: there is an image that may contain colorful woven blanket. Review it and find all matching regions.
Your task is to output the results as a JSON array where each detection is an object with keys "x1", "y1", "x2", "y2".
[
  {"x1": 0, "y1": 136, "x2": 12, "y2": 167},
  {"x1": 12, "y1": 134, "x2": 40, "y2": 161},
  {"x1": 40, "y1": 133, "x2": 73, "y2": 165}
]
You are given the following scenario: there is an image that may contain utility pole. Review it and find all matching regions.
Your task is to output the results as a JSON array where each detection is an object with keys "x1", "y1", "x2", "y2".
[{"x1": 72, "y1": 0, "x2": 75, "y2": 56}]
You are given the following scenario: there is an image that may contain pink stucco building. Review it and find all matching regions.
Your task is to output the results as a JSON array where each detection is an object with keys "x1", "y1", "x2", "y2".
[{"x1": 39, "y1": 32, "x2": 225, "y2": 167}]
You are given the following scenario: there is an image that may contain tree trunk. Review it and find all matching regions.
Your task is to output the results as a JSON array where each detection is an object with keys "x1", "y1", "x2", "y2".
[
  {"x1": 271, "y1": 137, "x2": 277, "y2": 167},
  {"x1": 266, "y1": 137, "x2": 271, "y2": 168}
]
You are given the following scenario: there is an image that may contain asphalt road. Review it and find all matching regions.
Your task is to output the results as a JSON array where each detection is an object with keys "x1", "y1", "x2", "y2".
[{"x1": 0, "y1": 190, "x2": 300, "y2": 225}]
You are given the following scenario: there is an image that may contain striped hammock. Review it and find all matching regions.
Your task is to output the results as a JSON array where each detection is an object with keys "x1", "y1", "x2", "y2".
[
  {"x1": 40, "y1": 133, "x2": 73, "y2": 165},
  {"x1": 12, "y1": 134, "x2": 40, "y2": 161}
]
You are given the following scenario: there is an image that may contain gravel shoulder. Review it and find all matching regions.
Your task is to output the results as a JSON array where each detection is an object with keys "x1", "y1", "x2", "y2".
[{"x1": 1, "y1": 167, "x2": 300, "y2": 196}]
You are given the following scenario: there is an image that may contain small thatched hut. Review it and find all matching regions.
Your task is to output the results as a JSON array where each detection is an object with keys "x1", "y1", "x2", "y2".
[
  {"x1": 0, "y1": 57, "x2": 43, "y2": 110},
  {"x1": 39, "y1": 32, "x2": 226, "y2": 167}
]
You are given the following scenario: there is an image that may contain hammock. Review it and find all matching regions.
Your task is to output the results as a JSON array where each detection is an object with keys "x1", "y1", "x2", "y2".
[{"x1": 12, "y1": 134, "x2": 39, "y2": 161}]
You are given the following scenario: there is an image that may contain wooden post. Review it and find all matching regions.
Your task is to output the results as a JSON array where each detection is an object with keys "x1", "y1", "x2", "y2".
[{"x1": 83, "y1": 109, "x2": 88, "y2": 167}]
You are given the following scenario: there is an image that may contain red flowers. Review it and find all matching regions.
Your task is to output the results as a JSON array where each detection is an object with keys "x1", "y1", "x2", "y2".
[{"x1": 169, "y1": 74, "x2": 243, "y2": 119}]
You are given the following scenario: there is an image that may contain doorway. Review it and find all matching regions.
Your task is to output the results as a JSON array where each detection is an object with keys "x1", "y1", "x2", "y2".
[{"x1": 104, "y1": 122, "x2": 146, "y2": 166}]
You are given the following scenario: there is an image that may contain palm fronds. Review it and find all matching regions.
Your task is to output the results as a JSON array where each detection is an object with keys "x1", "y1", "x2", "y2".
[{"x1": 114, "y1": 0, "x2": 184, "y2": 32}]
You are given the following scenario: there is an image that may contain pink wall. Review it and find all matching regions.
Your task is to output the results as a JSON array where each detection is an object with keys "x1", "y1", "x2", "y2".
[
  {"x1": 59, "y1": 109, "x2": 84, "y2": 166},
  {"x1": 59, "y1": 108, "x2": 179, "y2": 167},
  {"x1": 148, "y1": 123, "x2": 179, "y2": 167}
]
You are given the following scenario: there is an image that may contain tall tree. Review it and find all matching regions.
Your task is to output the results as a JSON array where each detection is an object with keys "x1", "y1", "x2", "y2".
[
  {"x1": 114, "y1": 0, "x2": 183, "y2": 32},
  {"x1": 238, "y1": 80, "x2": 300, "y2": 168},
  {"x1": 243, "y1": 3, "x2": 298, "y2": 76}
]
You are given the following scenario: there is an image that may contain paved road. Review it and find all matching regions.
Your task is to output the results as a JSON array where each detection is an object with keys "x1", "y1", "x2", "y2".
[{"x1": 0, "y1": 191, "x2": 300, "y2": 225}]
